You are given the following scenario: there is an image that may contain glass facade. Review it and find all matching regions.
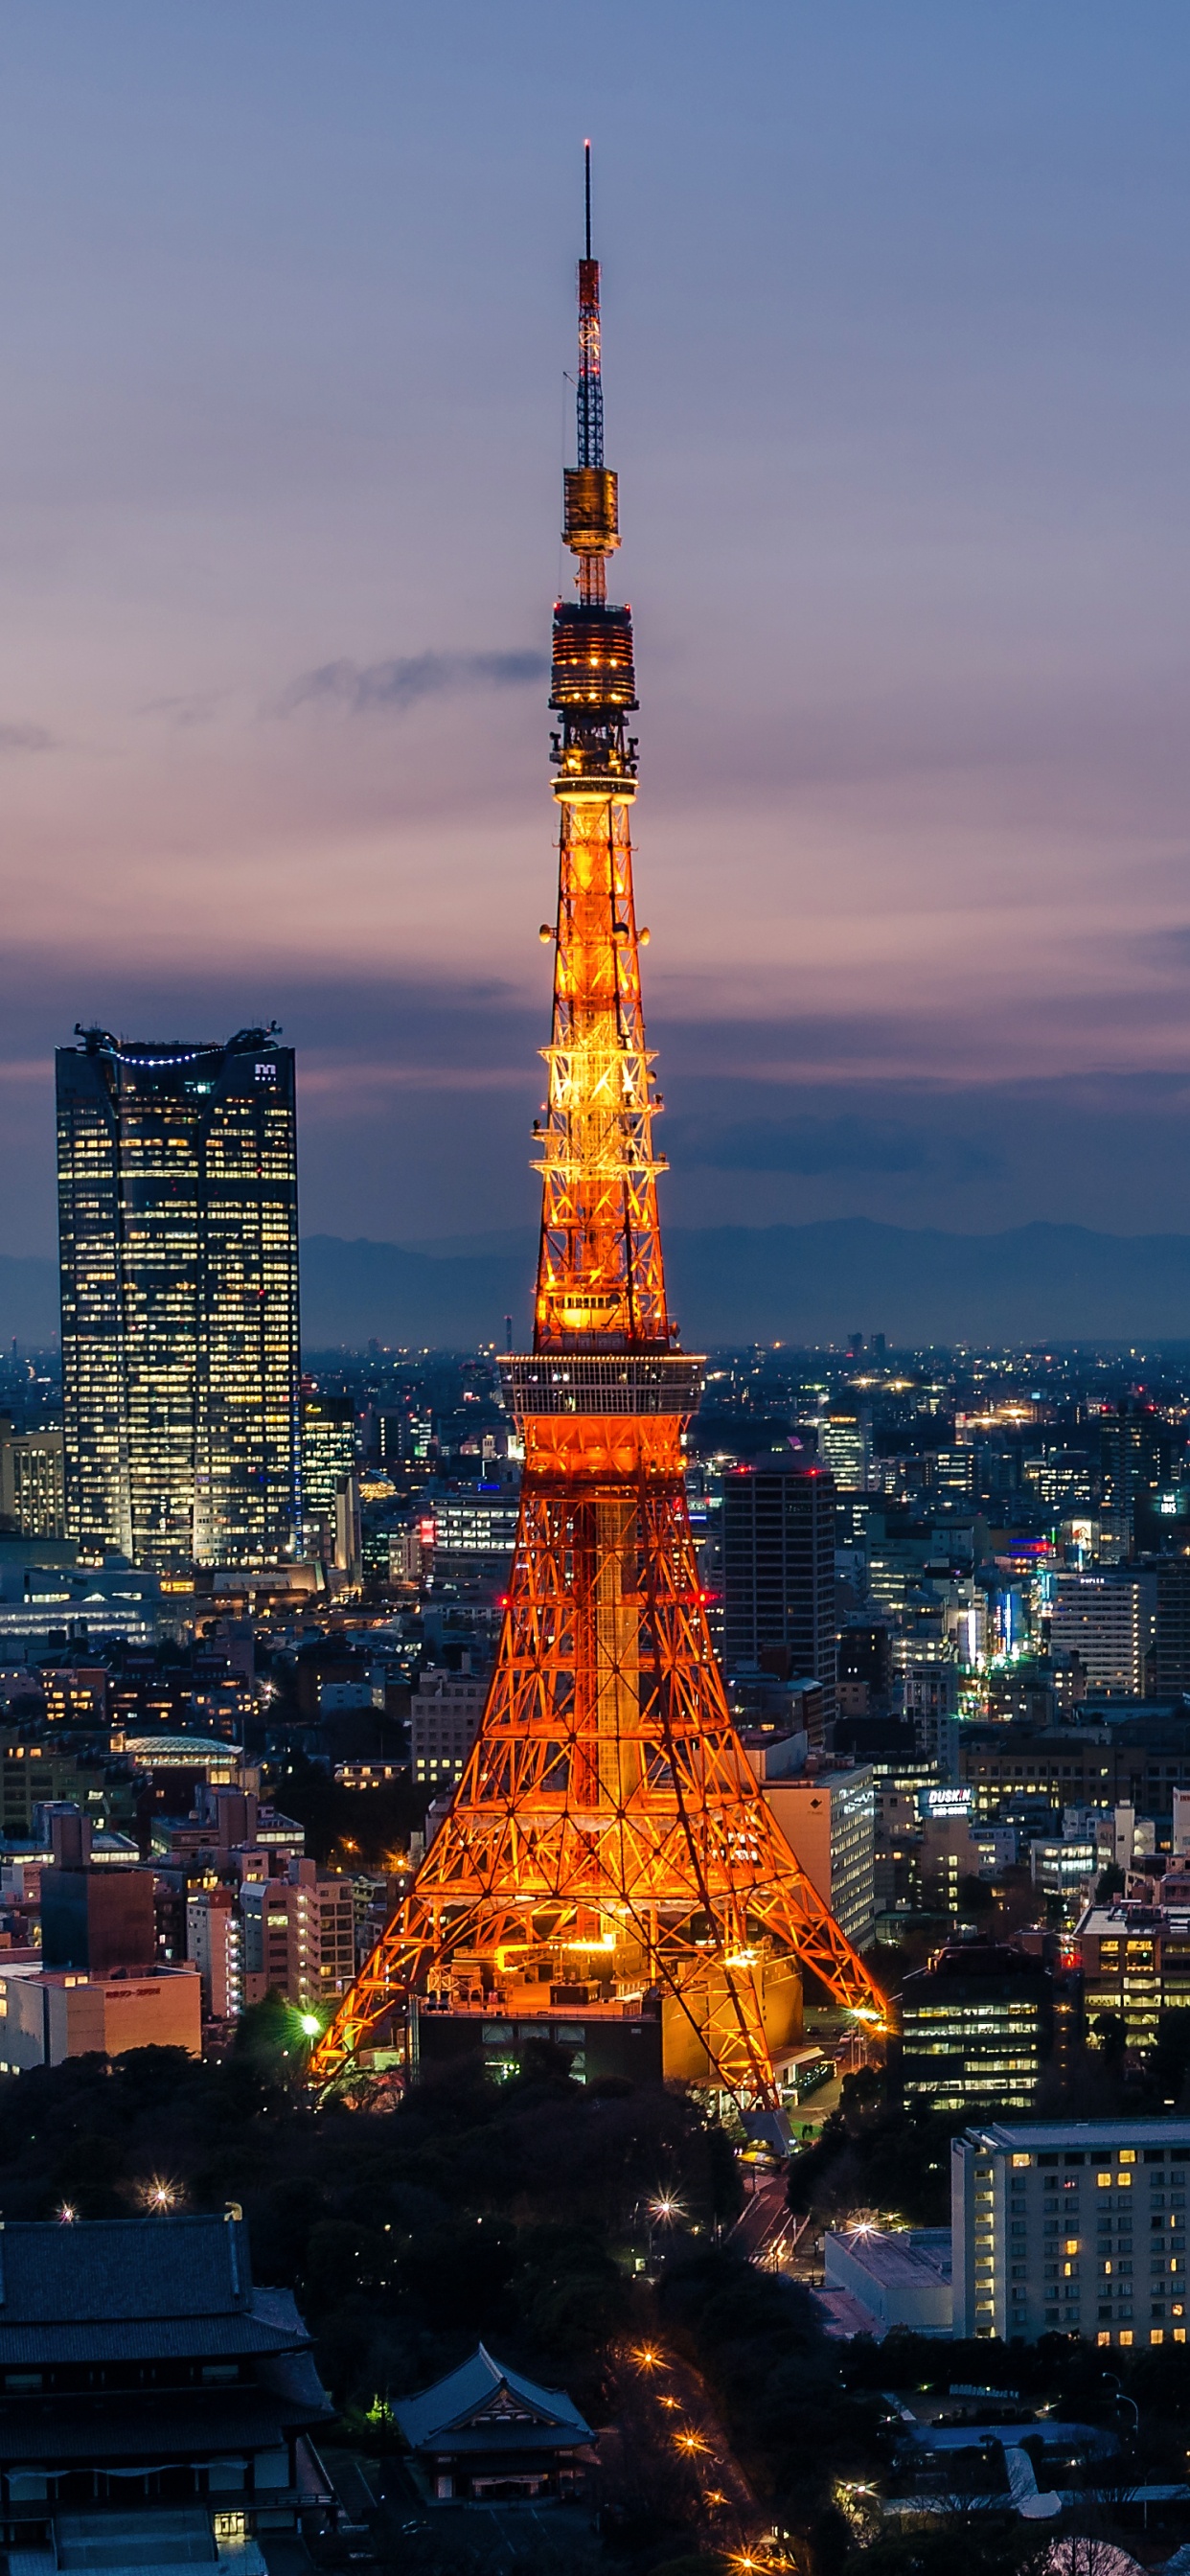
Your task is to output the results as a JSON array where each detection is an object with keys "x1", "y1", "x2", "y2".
[{"x1": 57, "y1": 1028, "x2": 301, "y2": 1571}]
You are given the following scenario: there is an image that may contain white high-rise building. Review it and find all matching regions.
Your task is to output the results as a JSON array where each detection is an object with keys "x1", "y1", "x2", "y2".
[{"x1": 952, "y1": 2118, "x2": 1190, "y2": 2347}]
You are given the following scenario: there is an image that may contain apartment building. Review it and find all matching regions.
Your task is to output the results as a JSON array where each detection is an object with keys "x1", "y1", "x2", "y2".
[
  {"x1": 185, "y1": 1884, "x2": 245, "y2": 2020},
  {"x1": 952, "y1": 2118, "x2": 1190, "y2": 2346},
  {"x1": 240, "y1": 1862, "x2": 355, "y2": 2010}
]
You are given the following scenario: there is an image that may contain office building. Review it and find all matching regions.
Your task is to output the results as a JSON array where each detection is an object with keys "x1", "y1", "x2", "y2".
[
  {"x1": 901, "y1": 1939, "x2": 1052, "y2": 2114},
  {"x1": 1075, "y1": 1896, "x2": 1190, "y2": 2049},
  {"x1": 1029, "y1": 1836, "x2": 1097, "y2": 1921},
  {"x1": 1100, "y1": 1401, "x2": 1172, "y2": 1555},
  {"x1": 951, "y1": 2118, "x2": 1190, "y2": 2345},
  {"x1": 57, "y1": 1025, "x2": 301, "y2": 1571},
  {"x1": 1050, "y1": 1570, "x2": 1156, "y2": 1695},
  {"x1": 722, "y1": 1455, "x2": 837, "y2": 1729},
  {"x1": 1156, "y1": 1559, "x2": 1190, "y2": 1696},
  {"x1": 0, "y1": 1960, "x2": 200, "y2": 2072},
  {"x1": 744, "y1": 1756, "x2": 876, "y2": 1951},
  {"x1": 817, "y1": 1413, "x2": 871, "y2": 1492},
  {"x1": 431, "y1": 1489, "x2": 521, "y2": 1564},
  {"x1": 0, "y1": 2213, "x2": 332, "y2": 2559},
  {"x1": 0, "y1": 1425, "x2": 65, "y2": 1540},
  {"x1": 300, "y1": 1392, "x2": 355, "y2": 1538}
]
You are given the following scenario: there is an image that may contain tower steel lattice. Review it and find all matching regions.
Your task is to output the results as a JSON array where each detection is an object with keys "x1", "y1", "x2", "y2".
[{"x1": 310, "y1": 157, "x2": 886, "y2": 2104}]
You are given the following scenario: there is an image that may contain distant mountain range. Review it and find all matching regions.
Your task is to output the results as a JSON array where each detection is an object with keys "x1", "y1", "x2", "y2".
[
  {"x1": 7, "y1": 1221, "x2": 1190, "y2": 1353},
  {"x1": 302, "y1": 1220, "x2": 1190, "y2": 1348}
]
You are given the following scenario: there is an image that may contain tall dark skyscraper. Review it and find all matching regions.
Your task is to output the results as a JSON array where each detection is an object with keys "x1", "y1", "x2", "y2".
[
  {"x1": 722, "y1": 1454, "x2": 838, "y2": 1728},
  {"x1": 57, "y1": 1026, "x2": 301, "y2": 1571}
]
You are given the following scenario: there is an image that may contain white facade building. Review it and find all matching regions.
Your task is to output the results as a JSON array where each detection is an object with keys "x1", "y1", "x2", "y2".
[
  {"x1": 820, "y1": 2227, "x2": 952, "y2": 2338},
  {"x1": 1050, "y1": 1573, "x2": 1156, "y2": 1696},
  {"x1": 952, "y1": 2117, "x2": 1190, "y2": 2346}
]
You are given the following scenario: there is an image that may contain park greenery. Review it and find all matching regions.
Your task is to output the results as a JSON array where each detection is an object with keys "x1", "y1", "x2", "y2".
[{"x1": 7, "y1": 2020, "x2": 1190, "y2": 2572}]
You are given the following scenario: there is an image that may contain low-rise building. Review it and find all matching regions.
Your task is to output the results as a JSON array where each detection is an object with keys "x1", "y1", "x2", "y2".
[
  {"x1": 951, "y1": 2116, "x2": 1190, "y2": 2347},
  {"x1": 817, "y1": 2227, "x2": 952, "y2": 2340},
  {"x1": 394, "y1": 2345, "x2": 592, "y2": 2504},
  {"x1": 0, "y1": 1962, "x2": 201, "y2": 2072},
  {"x1": 1075, "y1": 1895, "x2": 1190, "y2": 2049}
]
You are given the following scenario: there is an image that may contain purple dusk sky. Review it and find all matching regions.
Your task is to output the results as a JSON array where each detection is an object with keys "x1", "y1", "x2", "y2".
[{"x1": 2, "y1": 2, "x2": 1190, "y2": 1254}]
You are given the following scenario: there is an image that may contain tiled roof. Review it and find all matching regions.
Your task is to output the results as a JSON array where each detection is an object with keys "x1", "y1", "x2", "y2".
[
  {"x1": 0, "y1": 2317, "x2": 302, "y2": 2367},
  {"x1": 394, "y1": 2345, "x2": 589, "y2": 2451},
  {"x1": 0, "y1": 2216, "x2": 252, "y2": 2323},
  {"x1": 0, "y1": 2389, "x2": 322, "y2": 2465}
]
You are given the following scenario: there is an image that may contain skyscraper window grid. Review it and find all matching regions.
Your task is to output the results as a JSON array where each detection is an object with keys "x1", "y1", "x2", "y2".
[{"x1": 57, "y1": 1028, "x2": 301, "y2": 1571}]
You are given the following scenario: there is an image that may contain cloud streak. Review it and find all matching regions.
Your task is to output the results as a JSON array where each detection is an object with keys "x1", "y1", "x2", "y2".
[{"x1": 278, "y1": 649, "x2": 548, "y2": 718}]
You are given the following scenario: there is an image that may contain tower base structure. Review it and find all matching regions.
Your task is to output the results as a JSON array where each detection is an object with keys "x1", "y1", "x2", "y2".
[{"x1": 311, "y1": 1361, "x2": 885, "y2": 2106}]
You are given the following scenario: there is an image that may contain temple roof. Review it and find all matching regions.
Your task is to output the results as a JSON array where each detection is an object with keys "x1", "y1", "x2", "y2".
[{"x1": 394, "y1": 2345, "x2": 590, "y2": 2453}]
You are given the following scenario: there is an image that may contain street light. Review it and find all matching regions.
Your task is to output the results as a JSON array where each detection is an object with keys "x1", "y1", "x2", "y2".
[{"x1": 1102, "y1": 2371, "x2": 1139, "y2": 2435}]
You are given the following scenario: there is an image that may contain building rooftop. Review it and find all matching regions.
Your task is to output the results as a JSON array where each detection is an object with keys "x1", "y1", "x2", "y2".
[
  {"x1": 956, "y1": 2117, "x2": 1190, "y2": 2150},
  {"x1": 826, "y1": 2227, "x2": 951, "y2": 2289},
  {"x1": 0, "y1": 2216, "x2": 318, "y2": 2372},
  {"x1": 394, "y1": 2344, "x2": 590, "y2": 2454}
]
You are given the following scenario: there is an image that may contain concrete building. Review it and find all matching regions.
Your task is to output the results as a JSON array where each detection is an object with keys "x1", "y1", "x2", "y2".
[
  {"x1": 1156, "y1": 1560, "x2": 1190, "y2": 1696},
  {"x1": 817, "y1": 1414, "x2": 872, "y2": 1493},
  {"x1": 240, "y1": 1860, "x2": 355, "y2": 2009},
  {"x1": 1030, "y1": 1836, "x2": 1097, "y2": 1920},
  {"x1": 1050, "y1": 1572, "x2": 1156, "y2": 1697},
  {"x1": 722, "y1": 1455, "x2": 837, "y2": 1733},
  {"x1": 951, "y1": 2117, "x2": 1190, "y2": 2346},
  {"x1": 818, "y1": 2227, "x2": 952, "y2": 2339},
  {"x1": 901, "y1": 1940, "x2": 1053, "y2": 2114},
  {"x1": 42, "y1": 1666, "x2": 107, "y2": 1728},
  {"x1": 0, "y1": 1962, "x2": 200, "y2": 2072},
  {"x1": 186, "y1": 1884, "x2": 245, "y2": 2019},
  {"x1": 1075, "y1": 1895, "x2": 1190, "y2": 2049},
  {"x1": 0, "y1": 1427, "x2": 65, "y2": 1541},
  {"x1": 410, "y1": 1666, "x2": 489, "y2": 1790},
  {"x1": 745, "y1": 1759, "x2": 876, "y2": 1951}
]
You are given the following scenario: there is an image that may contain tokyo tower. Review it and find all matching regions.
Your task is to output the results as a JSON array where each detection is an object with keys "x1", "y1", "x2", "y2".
[{"x1": 311, "y1": 153, "x2": 885, "y2": 2105}]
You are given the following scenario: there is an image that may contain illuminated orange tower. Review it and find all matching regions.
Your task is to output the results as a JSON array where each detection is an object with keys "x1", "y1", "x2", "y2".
[{"x1": 311, "y1": 154, "x2": 885, "y2": 2104}]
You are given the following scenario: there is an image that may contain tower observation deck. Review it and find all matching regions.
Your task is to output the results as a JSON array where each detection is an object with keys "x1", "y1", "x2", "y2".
[{"x1": 310, "y1": 154, "x2": 886, "y2": 2107}]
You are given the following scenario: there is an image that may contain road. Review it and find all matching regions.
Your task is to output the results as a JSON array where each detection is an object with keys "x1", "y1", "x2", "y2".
[{"x1": 732, "y1": 2172, "x2": 809, "y2": 2271}]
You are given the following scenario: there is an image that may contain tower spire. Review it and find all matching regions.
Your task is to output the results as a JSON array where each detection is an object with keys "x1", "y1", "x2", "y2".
[{"x1": 309, "y1": 169, "x2": 887, "y2": 2108}]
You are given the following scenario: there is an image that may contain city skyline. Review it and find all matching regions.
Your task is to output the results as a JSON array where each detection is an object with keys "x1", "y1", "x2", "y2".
[{"x1": 2, "y1": 4, "x2": 1190, "y2": 1290}]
